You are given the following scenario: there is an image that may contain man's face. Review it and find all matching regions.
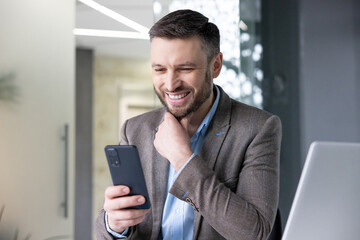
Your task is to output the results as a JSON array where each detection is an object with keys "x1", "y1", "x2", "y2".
[{"x1": 151, "y1": 36, "x2": 214, "y2": 119}]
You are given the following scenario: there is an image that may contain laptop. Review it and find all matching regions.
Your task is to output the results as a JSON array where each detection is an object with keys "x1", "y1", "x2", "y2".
[{"x1": 282, "y1": 141, "x2": 360, "y2": 240}]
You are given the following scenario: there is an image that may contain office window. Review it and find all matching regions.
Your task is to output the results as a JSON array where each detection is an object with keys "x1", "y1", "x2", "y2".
[{"x1": 153, "y1": 0, "x2": 263, "y2": 108}]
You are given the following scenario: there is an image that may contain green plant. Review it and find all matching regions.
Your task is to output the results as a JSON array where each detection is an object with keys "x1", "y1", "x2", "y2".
[
  {"x1": 0, "y1": 205, "x2": 4, "y2": 222},
  {"x1": 0, "y1": 72, "x2": 19, "y2": 103}
]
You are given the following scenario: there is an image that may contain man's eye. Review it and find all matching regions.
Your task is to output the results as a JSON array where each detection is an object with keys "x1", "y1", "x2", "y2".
[
  {"x1": 181, "y1": 68, "x2": 194, "y2": 71},
  {"x1": 154, "y1": 68, "x2": 165, "y2": 72}
]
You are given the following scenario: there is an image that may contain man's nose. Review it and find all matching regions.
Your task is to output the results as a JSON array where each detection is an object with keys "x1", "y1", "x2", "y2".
[{"x1": 164, "y1": 70, "x2": 181, "y2": 92}]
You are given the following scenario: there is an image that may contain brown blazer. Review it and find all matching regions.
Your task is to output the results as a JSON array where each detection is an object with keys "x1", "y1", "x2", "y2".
[{"x1": 95, "y1": 86, "x2": 282, "y2": 240}]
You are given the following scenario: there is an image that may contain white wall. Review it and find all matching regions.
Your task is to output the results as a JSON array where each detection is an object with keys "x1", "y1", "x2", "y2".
[
  {"x1": 92, "y1": 55, "x2": 154, "y2": 230},
  {"x1": 0, "y1": 0, "x2": 75, "y2": 239}
]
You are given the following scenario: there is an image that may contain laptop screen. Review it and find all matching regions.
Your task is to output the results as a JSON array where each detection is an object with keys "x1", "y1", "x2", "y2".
[{"x1": 282, "y1": 141, "x2": 360, "y2": 240}]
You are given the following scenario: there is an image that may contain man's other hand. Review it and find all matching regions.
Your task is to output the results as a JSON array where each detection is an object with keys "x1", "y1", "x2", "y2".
[{"x1": 154, "y1": 112, "x2": 193, "y2": 171}]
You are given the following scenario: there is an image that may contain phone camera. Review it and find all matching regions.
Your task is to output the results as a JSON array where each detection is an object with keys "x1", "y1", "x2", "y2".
[
  {"x1": 106, "y1": 148, "x2": 120, "y2": 167},
  {"x1": 109, "y1": 150, "x2": 117, "y2": 156},
  {"x1": 110, "y1": 156, "x2": 120, "y2": 167}
]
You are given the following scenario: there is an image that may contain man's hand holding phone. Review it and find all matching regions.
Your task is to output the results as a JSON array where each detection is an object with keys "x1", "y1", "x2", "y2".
[{"x1": 104, "y1": 185, "x2": 150, "y2": 233}]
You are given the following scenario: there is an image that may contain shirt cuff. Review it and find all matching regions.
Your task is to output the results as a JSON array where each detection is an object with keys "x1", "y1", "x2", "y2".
[
  {"x1": 176, "y1": 153, "x2": 196, "y2": 176},
  {"x1": 105, "y1": 212, "x2": 129, "y2": 239}
]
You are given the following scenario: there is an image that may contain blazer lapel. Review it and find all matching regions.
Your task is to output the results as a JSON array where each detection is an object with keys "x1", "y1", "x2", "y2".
[
  {"x1": 145, "y1": 87, "x2": 232, "y2": 239},
  {"x1": 201, "y1": 86, "x2": 232, "y2": 171},
  {"x1": 193, "y1": 87, "x2": 232, "y2": 239},
  {"x1": 149, "y1": 115, "x2": 169, "y2": 240}
]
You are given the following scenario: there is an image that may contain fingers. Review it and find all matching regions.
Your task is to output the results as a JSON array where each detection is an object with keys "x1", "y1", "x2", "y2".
[
  {"x1": 108, "y1": 208, "x2": 150, "y2": 223},
  {"x1": 104, "y1": 195, "x2": 147, "y2": 211},
  {"x1": 164, "y1": 111, "x2": 193, "y2": 133},
  {"x1": 108, "y1": 214, "x2": 145, "y2": 230},
  {"x1": 105, "y1": 185, "x2": 130, "y2": 199},
  {"x1": 163, "y1": 112, "x2": 177, "y2": 127},
  {"x1": 104, "y1": 186, "x2": 151, "y2": 233},
  {"x1": 107, "y1": 208, "x2": 150, "y2": 233},
  {"x1": 155, "y1": 112, "x2": 193, "y2": 171},
  {"x1": 164, "y1": 111, "x2": 173, "y2": 119},
  {"x1": 163, "y1": 112, "x2": 186, "y2": 133}
]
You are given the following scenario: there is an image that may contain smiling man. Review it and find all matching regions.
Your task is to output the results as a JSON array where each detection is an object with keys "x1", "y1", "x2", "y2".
[{"x1": 95, "y1": 9, "x2": 282, "y2": 240}]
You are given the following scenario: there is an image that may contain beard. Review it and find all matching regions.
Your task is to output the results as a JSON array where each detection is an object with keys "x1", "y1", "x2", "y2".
[{"x1": 154, "y1": 68, "x2": 212, "y2": 119}]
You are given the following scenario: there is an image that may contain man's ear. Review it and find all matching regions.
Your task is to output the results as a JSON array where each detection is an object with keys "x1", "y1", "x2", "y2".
[{"x1": 212, "y1": 52, "x2": 223, "y2": 78}]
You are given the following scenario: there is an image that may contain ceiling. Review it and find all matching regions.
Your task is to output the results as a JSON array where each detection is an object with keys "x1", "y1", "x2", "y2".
[{"x1": 75, "y1": 0, "x2": 154, "y2": 59}]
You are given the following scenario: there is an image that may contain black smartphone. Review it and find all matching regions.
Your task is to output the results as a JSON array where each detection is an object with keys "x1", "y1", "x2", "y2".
[{"x1": 104, "y1": 145, "x2": 151, "y2": 209}]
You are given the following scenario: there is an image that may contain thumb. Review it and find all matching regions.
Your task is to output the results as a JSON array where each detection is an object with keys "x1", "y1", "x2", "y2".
[{"x1": 164, "y1": 111, "x2": 177, "y2": 124}]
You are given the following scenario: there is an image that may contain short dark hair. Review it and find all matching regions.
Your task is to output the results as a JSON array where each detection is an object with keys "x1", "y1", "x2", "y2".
[{"x1": 149, "y1": 9, "x2": 220, "y2": 63}]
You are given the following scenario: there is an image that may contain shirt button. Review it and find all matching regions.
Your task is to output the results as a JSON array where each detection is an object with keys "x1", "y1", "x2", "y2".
[{"x1": 176, "y1": 208, "x2": 181, "y2": 214}]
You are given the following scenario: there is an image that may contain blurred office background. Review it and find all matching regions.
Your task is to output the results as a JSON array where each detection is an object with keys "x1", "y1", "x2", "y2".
[{"x1": 0, "y1": 0, "x2": 359, "y2": 239}]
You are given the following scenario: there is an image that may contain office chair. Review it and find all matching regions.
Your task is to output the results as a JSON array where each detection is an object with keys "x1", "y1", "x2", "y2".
[{"x1": 267, "y1": 209, "x2": 282, "y2": 240}]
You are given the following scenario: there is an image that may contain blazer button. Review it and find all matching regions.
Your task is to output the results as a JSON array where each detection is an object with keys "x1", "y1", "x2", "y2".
[{"x1": 185, "y1": 197, "x2": 199, "y2": 212}]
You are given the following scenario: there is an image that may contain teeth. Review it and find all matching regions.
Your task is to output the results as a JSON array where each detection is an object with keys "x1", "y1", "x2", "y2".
[{"x1": 168, "y1": 93, "x2": 188, "y2": 100}]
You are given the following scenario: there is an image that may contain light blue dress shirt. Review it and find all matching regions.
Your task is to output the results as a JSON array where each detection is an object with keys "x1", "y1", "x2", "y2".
[
  {"x1": 106, "y1": 86, "x2": 220, "y2": 239},
  {"x1": 160, "y1": 86, "x2": 220, "y2": 240}
]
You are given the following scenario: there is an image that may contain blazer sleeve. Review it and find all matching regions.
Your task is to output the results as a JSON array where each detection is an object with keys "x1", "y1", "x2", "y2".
[{"x1": 169, "y1": 115, "x2": 282, "y2": 240}]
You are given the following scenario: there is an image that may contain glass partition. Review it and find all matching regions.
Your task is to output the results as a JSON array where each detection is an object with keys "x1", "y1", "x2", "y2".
[{"x1": 153, "y1": 0, "x2": 263, "y2": 108}]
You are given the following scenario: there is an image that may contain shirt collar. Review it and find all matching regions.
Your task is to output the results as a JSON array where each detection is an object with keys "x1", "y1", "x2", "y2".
[{"x1": 191, "y1": 85, "x2": 220, "y2": 142}]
